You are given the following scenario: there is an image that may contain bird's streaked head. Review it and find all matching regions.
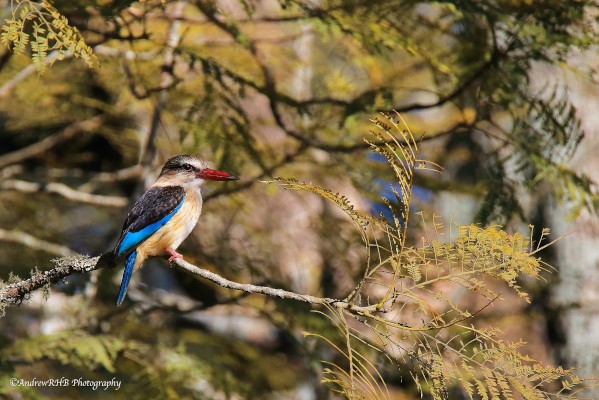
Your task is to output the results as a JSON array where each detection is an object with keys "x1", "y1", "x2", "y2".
[{"x1": 157, "y1": 155, "x2": 239, "y2": 187}]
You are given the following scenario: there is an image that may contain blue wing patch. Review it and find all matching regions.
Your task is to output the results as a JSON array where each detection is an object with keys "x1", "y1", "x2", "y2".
[
  {"x1": 116, "y1": 196, "x2": 185, "y2": 257},
  {"x1": 113, "y1": 186, "x2": 186, "y2": 258}
]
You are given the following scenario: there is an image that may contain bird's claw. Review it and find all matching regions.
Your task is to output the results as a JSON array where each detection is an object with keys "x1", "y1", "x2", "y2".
[{"x1": 166, "y1": 248, "x2": 184, "y2": 263}]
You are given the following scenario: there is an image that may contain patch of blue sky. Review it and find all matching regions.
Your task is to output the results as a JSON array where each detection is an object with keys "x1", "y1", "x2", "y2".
[{"x1": 369, "y1": 178, "x2": 432, "y2": 223}]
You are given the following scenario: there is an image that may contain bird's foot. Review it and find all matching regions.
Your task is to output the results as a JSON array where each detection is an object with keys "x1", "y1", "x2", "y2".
[{"x1": 165, "y1": 248, "x2": 184, "y2": 263}]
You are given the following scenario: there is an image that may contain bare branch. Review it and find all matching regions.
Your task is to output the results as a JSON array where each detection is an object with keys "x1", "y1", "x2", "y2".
[
  {"x1": 141, "y1": 1, "x2": 185, "y2": 170},
  {"x1": 0, "y1": 255, "x2": 386, "y2": 314},
  {"x1": 0, "y1": 50, "x2": 69, "y2": 98},
  {"x1": 44, "y1": 165, "x2": 142, "y2": 181},
  {"x1": 0, "y1": 179, "x2": 127, "y2": 207},
  {"x1": 77, "y1": 165, "x2": 143, "y2": 192},
  {"x1": 0, "y1": 116, "x2": 103, "y2": 169},
  {"x1": 0, "y1": 228, "x2": 77, "y2": 257},
  {"x1": 173, "y1": 258, "x2": 383, "y2": 314},
  {"x1": 190, "y1": 7, "x2": 477, "y2": 154},
  {"x1": 0, "y1": 165, "x2": 24, "y2": 179}
]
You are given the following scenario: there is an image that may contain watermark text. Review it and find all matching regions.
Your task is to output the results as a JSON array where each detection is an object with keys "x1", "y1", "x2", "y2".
[{"x1": 10, "y1": 377, "x2": 121, "y2": 391}]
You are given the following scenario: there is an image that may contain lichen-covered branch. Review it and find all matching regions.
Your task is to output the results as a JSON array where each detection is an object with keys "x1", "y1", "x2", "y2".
[
  {"x1": 0, "y1": 255, "x2": 101, "y2": 306},
  {"x1": 0, "y1": 255, "x2": 383, "y2": 315}
]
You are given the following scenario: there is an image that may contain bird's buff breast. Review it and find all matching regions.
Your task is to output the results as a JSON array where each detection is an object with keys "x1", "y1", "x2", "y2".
[{"x1": 136, "y1": 189, "x2": 202, "y2": 264}]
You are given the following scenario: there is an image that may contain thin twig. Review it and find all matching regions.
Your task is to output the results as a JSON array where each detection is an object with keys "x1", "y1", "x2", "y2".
[
  {"x1": 194, "y1": 4, "x2": 474, "y2": 154},
  {"x1": 0, "y1": 50, "x2": 69, "y2": 98},
  {"x1": 0, "y1": 228, "x2": 77, "y2": 257},
  {"x1": 173, "y1": 258, "x2": 384, "y2": 314},
  {"x1": 1, "y1": 179, "x2": 127, "y2": 207},
  {"x1": 77, "y1": 165, "x2": 143, "y2": 192},
  {"x1": 530, "y1": 228, "x2": 581, "y2": 255},
  {"x1": 0, "y1": 116, "x2": 103, "y2": 169}
]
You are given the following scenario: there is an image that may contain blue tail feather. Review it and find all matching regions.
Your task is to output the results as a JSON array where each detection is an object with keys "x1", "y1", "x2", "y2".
[{"x1": 116, "y1": 250, "x2": 137, "y2": 306}]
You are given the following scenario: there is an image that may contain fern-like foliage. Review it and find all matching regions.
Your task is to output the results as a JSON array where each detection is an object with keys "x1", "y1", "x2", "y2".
[
  {"x1": 519, "y1": 85, "x2": 596, "y2": 216},
  {"x1": 0, "y1": 327, "x2": 265, "y2": 399},
  {"x1": 305, "y1": 306, "x2": 391, "y2": 400},
  {"x1": 478, "y1": 83, "x2": 598, "y2": 224},
  {"x1": 272, "y1": 112, "x2": 590, "y2": 399},
  {"x1": 1, "y1": 329, "x2": 132, "y2": 373},
  {"x1": 1, "y1": 0, "x2": 97, "y2": 73}
]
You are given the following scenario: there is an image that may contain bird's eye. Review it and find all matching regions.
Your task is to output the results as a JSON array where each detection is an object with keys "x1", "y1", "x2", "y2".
[{"x1": 182, "y1": 164, "x2": 193, "y2": 171}]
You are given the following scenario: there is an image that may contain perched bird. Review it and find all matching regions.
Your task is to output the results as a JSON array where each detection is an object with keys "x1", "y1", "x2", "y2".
[{"x1": 100, "y1": 155, "x2": 238, "y2": 305}]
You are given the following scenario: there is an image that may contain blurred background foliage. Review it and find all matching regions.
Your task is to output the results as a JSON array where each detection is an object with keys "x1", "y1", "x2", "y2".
[{"x1": 0, "y1": 0, "x2": 597, "y2": 398}]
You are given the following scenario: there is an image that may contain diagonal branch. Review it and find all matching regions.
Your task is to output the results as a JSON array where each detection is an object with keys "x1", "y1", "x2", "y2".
[
  {"x1": 0, "y1": 179, "x2": 127, "y2": 207},
  {"x1": 76, "y1": 165, "x2": 143, "y2": 192},
  {"x1": 0, "y1": 116, "x2": 104, "y2": 169},
  {"x1": 193, "y1": 5, "x2": 479, "y2": 154},
  {"x1": 0, "y1": 255, "x2": 385, "y2": 315},
  {"x1": 0, "y1": 255, "x2": 101, "y2": 306},
  {"x1": 0, "y1": 50, "x2": 69, "y2": 99},
  {"x1": 0, "y1": 228, "x2": 77, "y2": 257},
  {"x1": 172, "y1": 258, "x2": 383, "y2": 314}
]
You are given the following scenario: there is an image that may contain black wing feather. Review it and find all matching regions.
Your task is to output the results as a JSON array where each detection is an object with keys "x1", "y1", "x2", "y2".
[{"x1": 113, "y1": 186, "x2": 185, "y2": 256}]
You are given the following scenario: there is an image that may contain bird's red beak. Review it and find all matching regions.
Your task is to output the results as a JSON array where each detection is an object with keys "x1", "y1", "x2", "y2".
[{"x1": 198, "y1": 168, "x2": 239, "y2": 181}]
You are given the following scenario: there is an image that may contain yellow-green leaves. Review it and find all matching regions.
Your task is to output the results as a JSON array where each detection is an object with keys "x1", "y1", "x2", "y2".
[
  {"x1": 1, "y1": 1, "x2": 98, "y2": 73},
  {"x1": 275, "y1": 113, "x2": 587, "y2": 399}
]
